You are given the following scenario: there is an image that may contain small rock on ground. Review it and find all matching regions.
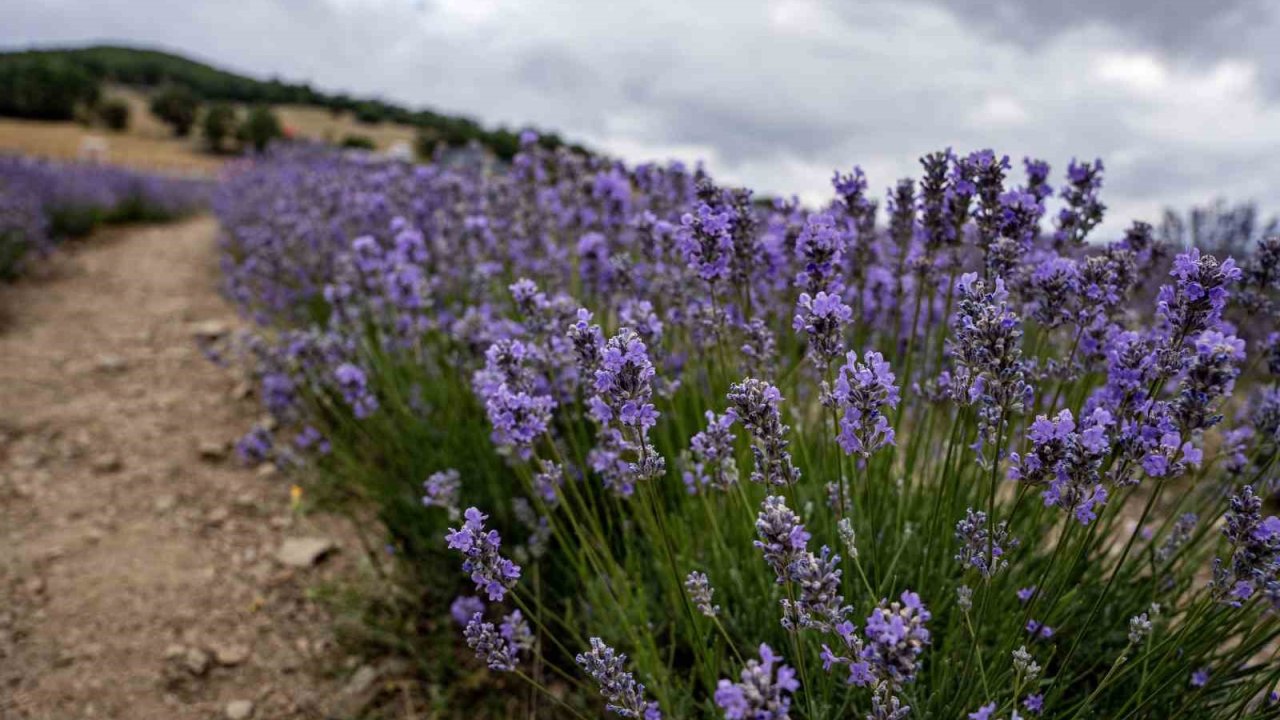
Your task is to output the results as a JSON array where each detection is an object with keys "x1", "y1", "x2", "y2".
[
  {"x1": 225, "y1": 699, "x2": 255, "y2": 720},
  {"x1": 90, "y1": 453, "x2": 122, "y2": 474},
  {"x1": 275, "y1": 537, "x2": 336, "y2": 568}
]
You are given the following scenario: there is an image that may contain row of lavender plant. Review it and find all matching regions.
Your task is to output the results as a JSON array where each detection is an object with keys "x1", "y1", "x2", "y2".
[
  {"x1": 218, "y1": 137, "x2": 1280, "y2": 718},
  {"x1": 0, "y1": 154, "x2": 211, "y2": 279}
]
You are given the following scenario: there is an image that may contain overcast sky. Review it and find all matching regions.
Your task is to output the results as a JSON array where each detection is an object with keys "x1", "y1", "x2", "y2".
[{"x1": 7, "y1": 0, "x2": 1280, "y2": 236}]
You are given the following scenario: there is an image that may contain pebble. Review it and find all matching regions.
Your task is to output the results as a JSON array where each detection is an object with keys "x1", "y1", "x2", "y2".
[
  {"x1": 94, "y1": 355, "x2": 128, "y2": 373},
  {"x1": 198, "y1": 440, "x2": 229, "y2": 461},
  {"x1": 206, "y1": 507, "x2": 230, "y2": 526},
  {"x1": 275, "y1": 537, "x2": 336, "y2": 568},
  {"x1": 190, "y1": 320, "x2": 230, "y2": 340},
  {"x1": 225, "y1": 699, "x2": 255, "y2": 720},
  {"x1": 25, "y1": 576, "x2": 46, "y2": 596},
  {"x1": 90, "y1": 454, "x2": 122, "y2": 474},
  {"x1": 213, "y1": 643, "x2": 251, "y2": 666},
  {"x1": 183, "y1": 647, "x2": 210, "y2": 676}
]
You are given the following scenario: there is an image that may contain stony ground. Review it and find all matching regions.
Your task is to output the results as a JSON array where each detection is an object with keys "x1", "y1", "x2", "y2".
[{"x1": 0, "y1": 218, "x2": 388, "y2": 720}]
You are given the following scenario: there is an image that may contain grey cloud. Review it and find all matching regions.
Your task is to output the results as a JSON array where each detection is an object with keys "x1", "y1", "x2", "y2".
[
  {"x1": 4, "y1": 0, "x2": 1280, "y2": 237},
  {"x1": 910, "y1": 0, "x2": 1271, "y2": 56}
]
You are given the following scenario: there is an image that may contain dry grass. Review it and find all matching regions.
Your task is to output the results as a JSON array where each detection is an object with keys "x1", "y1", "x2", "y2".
[
  {"x1": 0, "y1": 86, "x2": 420, "y2": 175},
  {"x1": 0, "y1": 117, "x2": 224, "y2": 175},
  {"x1": 275, "y1": 104, "x2": 418, "y2": 151}
]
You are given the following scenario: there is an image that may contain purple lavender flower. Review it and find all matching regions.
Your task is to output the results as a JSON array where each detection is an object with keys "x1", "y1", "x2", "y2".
[
  {"x1": 235, "y1": 425, "x2": 273, "y2": 464},
  {"x1": 576, "y1": 638, "x2": 662, "y2": 719},
  {"x1": 1211, "y1": 485, "x2": 1280, "y2": 605},
  {"x1": 1025, "y1": 620, "x2": 1054, "y2": 640},
  {"x1": 917, "y1": 149, "x2": 955, "y2": 252},
  {"x1": 825, "y1": 350, "x2": 900, "y2": 458},
  {"x1": 445, "y1": 507, "x2": 522, "y2": 602},
  {"x1": 969, "y1": 703, "x2": 997, "y2": 720},
  {"x1": 820, "y1": 621, "x2": 872, "y2": 687},
  {"x1": 683, "y1": 411, "x2": 738, "y2": 493},
  {"x1": 533, "y1": 459, "x2": 565, "y2": 506},
  {"x1": 474, "y1": 340, "x2": 556, "y2": 459},
  {"x1": 968, "y1": 150, "x2": 1010, "y2": 251},
  {"x1": 334, "y1": 362, "x2": 379, "y2": 418},
  {"x1": 863, "y1": 591, "x2": 932, "y2": 685},
  {"x1": 1008, "y1": 409, "x2": 1112, "y2": 525},
  {"x1": 450, "y1": 595, "x2": 485, "y2": 626},
  {"x1": 947, "y1": 273, "x2": 1031, "y2": 455},
  {"x1": 1171, "y1": 330, "x2": 1245, "y2": 432},
  {"x1": 1191, "y1": 667, "x2": 1210, "y2": 687},
  {"x1": 868, "y1": 681, "x2": 912, "y2": 720},
  {"x1": 794, "y1": 211, "x2": 846, "y2": 295},
  {"x1": 464, "y1": 609, "x2": 532, "y2": 672},
  {"x1": 588, "y1": 328, "x2": 666, "y2": 493},
  {"x1": 1053, "y1": 158, "x2": 1105, "y2": 248},
  {"x1": 954, "y1": 508, "x2": 1016, "y2": 578},
  {"x1": 754, "y1": 495, "x2": 811, "y2": 581},
  {"x1": 1024, "y1": 694, "x2": 1044, "y2": 713},
  {"x1": 677, "y1": 201, "x2": 736, "y2": 284},
  {"x1": 714, "y1": 644, "x2": 800, "y2": 720},
  {"x1": 1026, "y1": 256, "x2": 1080, "y2": 329},
  {"x1": 568, "y1": 308, "x2": 605, "y2": 376},
  {"x1": 1157, "y1": 247, "x2": 1242, "y2": 345},
  {"x1": 783, "y1": 546, "x2": 851, "y2": 633},
  {"x1": 685, "y1": 571, "x2": 720, "y2": 618},
  {"x1": 293, "y1": 425, "x2": 330, "y2": 455},
  {"x1": 728, "y1": 379, "x2": 801, "y2": 486},
  {"x1": 793, "y1": 291, "x2": 852, "y2": 364},
  {"x1": 595, "y1": 329, "x2": 660, "y2": 432},
  {"x1": 423, "y1": 469, "x2": 461, "y2": 518},
  {"x1": 1016, "y1": 586, "x2": 1036, "y2": 604}
]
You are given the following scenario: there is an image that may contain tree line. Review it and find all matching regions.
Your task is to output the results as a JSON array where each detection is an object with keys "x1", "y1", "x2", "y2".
[{"x1": 0, "y1": 45, "x2": 585, "y2": 159}]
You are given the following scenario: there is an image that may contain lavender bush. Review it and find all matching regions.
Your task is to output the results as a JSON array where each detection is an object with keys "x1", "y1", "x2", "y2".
[
  {"x1": 0, "y1": 154, "x2": 211, "y2": 279},
  {"x1": 218, "y1": 138, "x2": 1280, "y2": 718}
]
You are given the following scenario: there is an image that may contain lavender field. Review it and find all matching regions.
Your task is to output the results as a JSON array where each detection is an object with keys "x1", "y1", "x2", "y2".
[
  {"x1": 202, "y1": 138, "x2": 1280, "y2": 719},
  {"x1": 0, "y1": 154, "x2": 209, "y2": 280},
  {"x1": 5, "y1": 7, "x2": 1280, "y2": 718}
]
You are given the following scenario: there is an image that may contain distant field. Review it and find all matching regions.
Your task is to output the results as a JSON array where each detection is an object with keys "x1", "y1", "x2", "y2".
[{"x1": 0, "y1": 86, "x2": 419, "y2": 175}]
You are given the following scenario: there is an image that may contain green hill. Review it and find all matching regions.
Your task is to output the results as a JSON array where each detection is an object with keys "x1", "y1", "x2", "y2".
[{"x1": 0, "y1": 44, "x2": 583, "y2": 158}]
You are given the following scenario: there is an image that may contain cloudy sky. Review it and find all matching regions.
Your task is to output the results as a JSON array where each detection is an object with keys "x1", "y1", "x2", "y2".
[{"x1": 7, "y1": 0, "x2": 1280, "y2": 235}]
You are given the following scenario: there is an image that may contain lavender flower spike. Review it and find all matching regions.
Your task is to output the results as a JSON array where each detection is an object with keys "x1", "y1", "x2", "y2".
[
  {"x1": 685, "y1": 571, "x2": 720, "y2": 618},
  {"x1": 445, "y1": 507, "x2": 522, "y2": 602},
  {"x1": 863, "y1": 590, "x2": 932, "y2": 686},
  {"x1": 422, "y1": 468, "x2": 461, "y2": 519},
  {"x1": 714, "y1": 643, "x2": 800, "y2": 720},
  {"x1": 728, "y1": 379, "x2": 801, "y2": 486},
  {"x1": 825, "y1": 350, "x2": 901, "y2": 458},
  {"x1": 576, "y1": 638, "x2": 662, "y2": 719},
  {"x1": 754, "y1": 495, "x2": 811, "y2": 581}
]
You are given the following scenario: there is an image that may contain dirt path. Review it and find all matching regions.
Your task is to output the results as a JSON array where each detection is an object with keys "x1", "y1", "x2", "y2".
[{"x1": 0, "y1": 218, "x2": 365, "y2": 720}]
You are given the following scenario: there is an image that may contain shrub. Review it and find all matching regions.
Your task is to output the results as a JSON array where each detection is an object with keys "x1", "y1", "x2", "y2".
[
  {"x1": 339, "y1": 134, "x2": 376, "y2": 151},
  {"x1": 202, "y1": 103, "x2": 238, "y2": 153},
  {"x1": 95, "y1": 97, "x2": 130, "y2": 131},
  {"x1": 150, "y1": 84, "x2": 201, "y2": 137},
  {"x1": 0, "y1": 180, "x2": 46, "y2": 280},
  {"x1": 238, "y1": 105, "x2": 282, "y2": 153},
  {"x1": 0, "y1": 154, "x2": 210, "y2": 276},
  {"x1": 353, "y1": 102, "x2": 386, "y2": 124},
  {"x1": 217, "y1": 142, "x2": 1280, "y2": 719}
]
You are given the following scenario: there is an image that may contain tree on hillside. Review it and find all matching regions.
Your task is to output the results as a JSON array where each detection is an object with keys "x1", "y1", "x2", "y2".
[
  {"x1": 238, "y1": 105, "x2": 282, "y2": 153},
  {"x1": 0, "y1": 57, "x2": 99, "y2": 120},
  {"x1": 202, "y1": 103, "x2": 237, "y2": 153},
  {"x1": 96, "y1": 98, "x2": 130, "y2": 131},
  {"x1": 150, "y1": 85, "x2": 200, "y2": 136}
]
